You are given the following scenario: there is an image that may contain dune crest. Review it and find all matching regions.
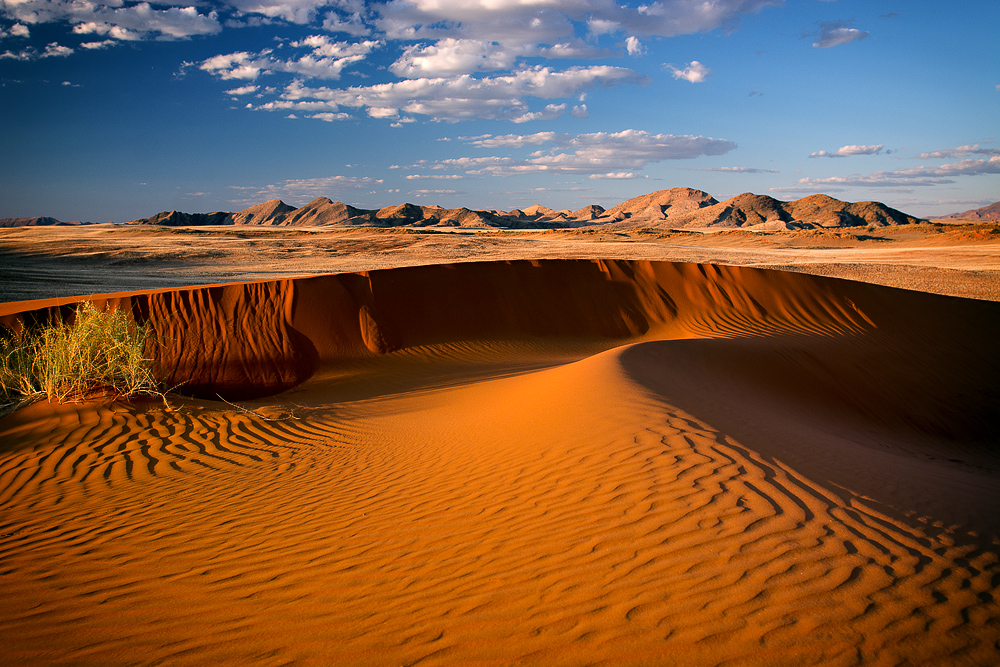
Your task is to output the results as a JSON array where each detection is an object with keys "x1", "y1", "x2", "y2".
[
  {"x1": 4, "y1": 260, "x2": 881, "y2": 400},
  {"x1": 1, "y1": 260, "x2": 998, "y2": 666}
]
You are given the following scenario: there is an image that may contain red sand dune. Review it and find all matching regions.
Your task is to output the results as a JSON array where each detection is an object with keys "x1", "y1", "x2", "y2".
[{"x1": 1, "y1": 259, "x2": 998, "y2": 666}]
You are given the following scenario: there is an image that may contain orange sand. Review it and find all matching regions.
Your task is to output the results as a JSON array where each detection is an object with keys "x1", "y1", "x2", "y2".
[{"x1": 1, "y1": 260, "x2": 998, "y2": 666}]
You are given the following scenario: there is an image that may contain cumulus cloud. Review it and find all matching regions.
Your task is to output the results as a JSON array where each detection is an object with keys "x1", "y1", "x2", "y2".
[
  {"x1": 225, "y1": 84, "x2": 260, "y2": 95},
  {"x1": 625, "y1": 36, "x2": 644, "y2": 56},
  {"x1": 224, "y1": 0, "x2": 336, "y2": 25},
  {"x1": 425, "y1": 129, "x2": 736, "y2": 177},
  {"x1": 260, "y1": 65, "x2": 646, "y2": 122},
  {"x1": 812, "y1": 21, "x2": 869, "y2": 48},
  {"x1": 199, "y1": 38, "x2": 380, "y2": 81},
  {"x1": 666, "y1": 61, "x2": 710, "y2": 83},
  {"x1": 41, "y1": 42, "x2": 73, "y2": 57},
  {"x1": 809, "y1": 144, "x2": 886, "y2": 158},
  {"x1": 390, "y1": 38, "x2": 519, "y2": 78},
  {"x1": 163, "y1": 0, "x2": 779, "y2": 122},
  {"x1": 5, "y1": 1, "x2": 221, "y2": 41},
  {"x1": 309, "y1": 111, "x2": 351, "y2": 121},
  {"x1": 0, "y1": 22, "x2": 30, "y2": 38}
]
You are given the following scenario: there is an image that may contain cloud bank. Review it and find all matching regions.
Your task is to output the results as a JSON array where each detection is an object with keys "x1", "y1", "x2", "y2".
[{"x1": 409, "y1": 129, "x2": 737, "y2": 177}]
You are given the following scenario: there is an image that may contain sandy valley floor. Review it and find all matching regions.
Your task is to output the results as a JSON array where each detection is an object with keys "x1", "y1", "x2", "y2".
[{"x1": 0, "y1": 223, "x2": 998, "y2": 303}]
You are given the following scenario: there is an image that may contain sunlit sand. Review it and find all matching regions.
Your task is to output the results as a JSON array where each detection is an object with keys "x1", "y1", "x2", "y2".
[{"x1": 1, "y1": 258, "x2": 998, "y2": 666}]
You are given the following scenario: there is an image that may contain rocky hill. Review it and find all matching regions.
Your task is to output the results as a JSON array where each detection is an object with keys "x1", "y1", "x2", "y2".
[
  {"x1": 602, "y1": 188, "x2": 718, "y2": 221},
  {"x1": 127, "y1": 211, "x2": 232, "y2": 226},
  {"x1": 0, "y1": 216, "x2": 83, "y2": 227},
  {"x1": 940, "y1": 201, "x2": 1000, "y2": 221},
  {"x1": 122, "y1": 189, "x2": 926, "y2": 230}
]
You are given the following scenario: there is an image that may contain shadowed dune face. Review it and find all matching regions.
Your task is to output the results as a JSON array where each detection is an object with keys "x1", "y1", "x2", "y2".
[{"x1": 4, "y1": 259, "x2": 885, "y2": 400}]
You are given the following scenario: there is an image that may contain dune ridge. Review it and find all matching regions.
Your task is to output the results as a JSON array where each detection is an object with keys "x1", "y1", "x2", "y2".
[
  {"x1": 1, "y1": 259, "x2": 999, "y2": 666},
  {"x1": 2, "y1": 260, "x2": 883, "y2": 400}
]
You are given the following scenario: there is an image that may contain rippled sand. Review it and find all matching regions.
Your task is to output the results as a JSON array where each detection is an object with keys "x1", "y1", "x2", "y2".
[{"x1": 1, "y1": 260, "x2": 998, "y2": 666}]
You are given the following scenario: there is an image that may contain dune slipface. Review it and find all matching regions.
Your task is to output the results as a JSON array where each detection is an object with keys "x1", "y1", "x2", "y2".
[{"x1": 0, "y1": 260, "x2": 998, "y2": 666}]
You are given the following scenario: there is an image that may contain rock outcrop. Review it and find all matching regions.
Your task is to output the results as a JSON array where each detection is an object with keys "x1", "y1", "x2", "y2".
[{"x1": 941, "y1": 201, "x2": 1000, "y2": 221}]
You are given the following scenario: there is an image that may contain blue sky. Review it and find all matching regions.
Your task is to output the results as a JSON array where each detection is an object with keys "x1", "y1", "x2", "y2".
[{"x1": 1, "y1": 0, "x2": 997, "y2": 222}]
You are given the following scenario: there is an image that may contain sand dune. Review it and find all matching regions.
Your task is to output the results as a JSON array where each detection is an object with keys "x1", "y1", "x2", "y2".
[{"x1": 1, "y1": 260, "x2": 998, "y2": 666}]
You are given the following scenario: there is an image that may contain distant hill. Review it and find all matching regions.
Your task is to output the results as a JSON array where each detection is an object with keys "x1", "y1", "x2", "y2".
[
  {"x1": 127, "y1": 211, "x2": 232, "y2": 226},
  {"x1": 940, "y1": 201, "x2": 1000, "y2": 221},
  {"x1": 594, "y1": 189, "x2": 922, "y2": 230},
  {"x1": 603, "y1": 187, "x2": 718, "y2": 221},
  {"x1": 0, "y1": 216, "x2": 83, "y2": 227},
  {"x1": 121, "y1": 189, "x2": 927, "y2": 230}
]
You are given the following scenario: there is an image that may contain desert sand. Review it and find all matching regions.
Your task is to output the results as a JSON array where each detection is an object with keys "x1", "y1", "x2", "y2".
[{"x1": 1, "y1": 237, "x2": 999, "y2": 665}]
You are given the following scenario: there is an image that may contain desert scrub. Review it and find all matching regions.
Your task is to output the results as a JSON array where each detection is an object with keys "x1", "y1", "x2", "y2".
[{"x1": 0, "y1": 302, "x2": 162, "y2": 410}]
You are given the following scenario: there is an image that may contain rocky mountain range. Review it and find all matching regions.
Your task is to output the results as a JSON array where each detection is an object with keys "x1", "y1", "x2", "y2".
[
  {"x1": 125, "y1": 189, "x2": 926, "y2": 231},
  {"x1": 940, "y1": 201, "x2": 1000, "y2": 221}
]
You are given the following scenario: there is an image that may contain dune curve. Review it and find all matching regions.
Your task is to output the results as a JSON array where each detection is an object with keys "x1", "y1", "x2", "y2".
[{"x1": 1, "y1": 259, "x2": 998, "y2": 666}]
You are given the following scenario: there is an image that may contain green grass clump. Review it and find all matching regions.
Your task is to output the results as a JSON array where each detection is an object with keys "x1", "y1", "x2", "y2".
[{"x1": 0, "y1": 302, "x2": 162, "y2": 410}]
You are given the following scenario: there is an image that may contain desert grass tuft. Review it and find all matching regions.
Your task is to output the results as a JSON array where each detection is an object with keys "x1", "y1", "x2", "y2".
[{"x1": 0, "y1": 302, "x2": 162, "y2": 413}]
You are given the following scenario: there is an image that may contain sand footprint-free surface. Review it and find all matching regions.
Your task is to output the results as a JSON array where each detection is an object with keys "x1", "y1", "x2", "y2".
[{"x1": 1, "y1": 260, "x2": 998, "y2": 666}]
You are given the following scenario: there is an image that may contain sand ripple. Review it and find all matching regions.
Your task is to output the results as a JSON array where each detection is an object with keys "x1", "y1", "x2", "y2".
[{"x1": 1, "y1": 260, "x2": 998, "y2": 665}]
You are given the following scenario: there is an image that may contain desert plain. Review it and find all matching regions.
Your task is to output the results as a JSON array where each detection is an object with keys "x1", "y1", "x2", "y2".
[{"x1": 1, "y1": 218, "x2": 999, "y2": 666}]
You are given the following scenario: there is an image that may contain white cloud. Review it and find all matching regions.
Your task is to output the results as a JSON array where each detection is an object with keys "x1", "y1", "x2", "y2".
[
  {"x1": 225, "y1": 84, "x2": 260, "y2": 95},
  {"x1": 408, "y1": 189, "x2": 459, "y2": 196},
  {"x1": 7, "y1": 2, "x2": 222, "y2": 41},
  {"x1": 390, "y1": 38, "x2": 520, "y2": 78},
  {"x1": 666, "y1": 60, "x2": 710, "y2": 83},
  {"x1": 321, "y1": 11, "x2": 371, "y2": 36},
  {"x1": 80, "y1": 39, "x2": 116, "y2": 49},
  {"x1": 589, "y1": 172, "x2": 639, "y2": 179},
  {"x1": 233, "y1": 174, "x2": 384, "y2": 206},
  {"x1": 168, "y1": 0, "x2": 779, "y2": 123},
  {"x1": 813, "y1": 21, "x2": 869, "y2": 48},
  {"x1": 0, "y1": 48, "x2": 32, "y2": 60},
  {"x1": 795, "y1": 156, "x2": 1000, "y2": 188},
  {"x1": 404, "y1": 174, "x2": 463, "y2": 180},
  {"x1": 426, "y1": 129, "x2": 736, "y2": 177},
  {"x1": 698, "y1": 166, "x2": 779, "y2": 173},
  {"x1": 264, "y1": 65, "x2": 645, "y2": 122},
  {"x1": 465, "y1": 132, "x2": 567, "y2": 148},
  {"x1": 915, "y1": 144, "x2": 1000, "y2": 159},
  {"x1": 41, "y1": 42, "x2": 73, "y2": 57},
  {"x1": 199, "y1": 39, "x2": 380, "y2": 81},
  {"x1": 201, "y1": 51, "x2": 265, "y2": 80},
  {"x1": 509, "y1": 103, "x2": 566, "y2": 123},
  {"x1": 224, "y1": 0, "x2": 333, "y2": 25},
  {"x1": 809, "y1": 144, "x2": 886, "y2": 158},
  {"x1": 309, "y1": 111, "x2": 351, "y2": 121},
  {"x1": 1, "y1": 22, "x2": 29, "y2": 38}
]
